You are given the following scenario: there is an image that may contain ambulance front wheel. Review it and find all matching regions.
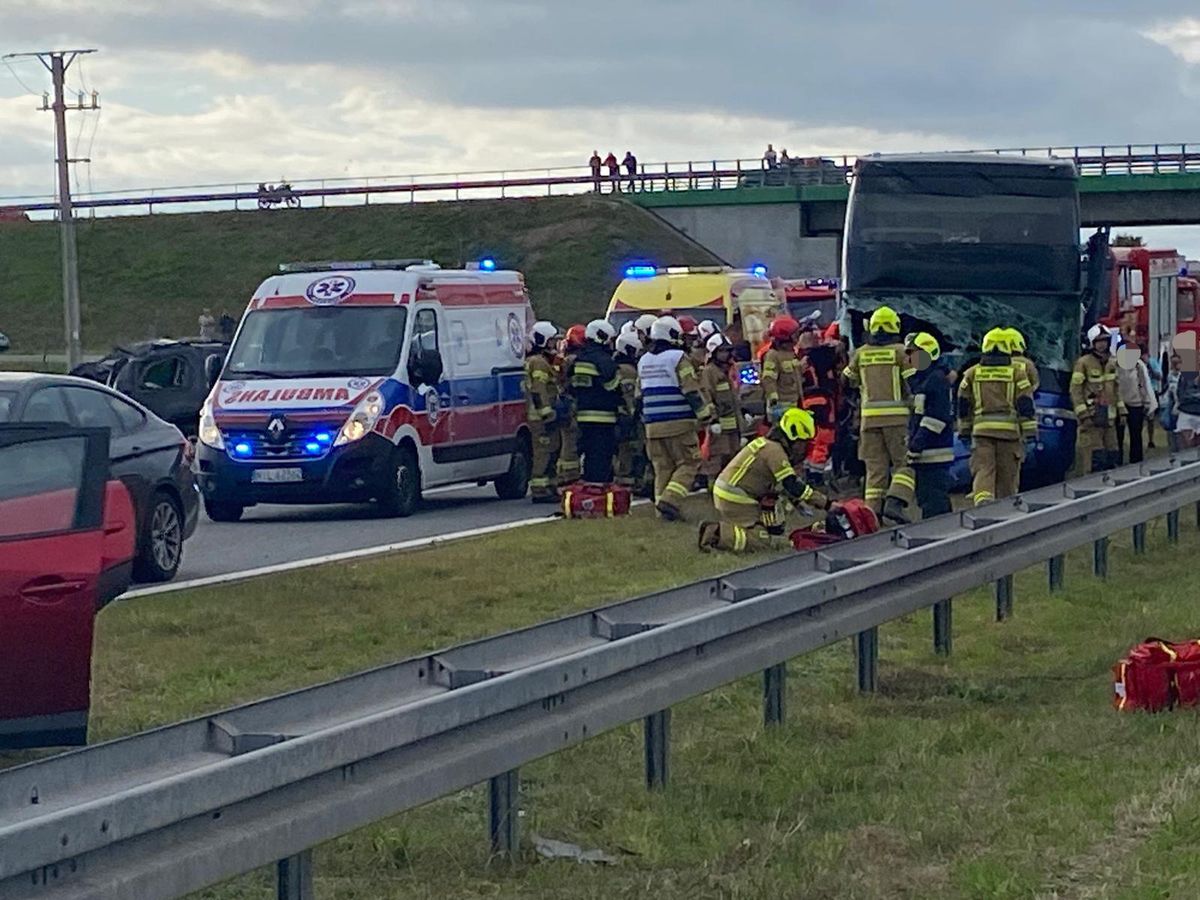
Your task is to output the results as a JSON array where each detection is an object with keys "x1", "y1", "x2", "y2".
[
  {"x1": 379, "y1": 444, "x2": 421, "y2": 518},
  {"x1": 494, "y1": 437, "x2": 532, "y2": 501}
]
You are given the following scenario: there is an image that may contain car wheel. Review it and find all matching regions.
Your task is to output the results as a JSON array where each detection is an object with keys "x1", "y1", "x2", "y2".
[
  {"x1": 378, "y1": 444, "x2": 421, "y2": 517},
  {"x1": 494, "y1": 438, "x2": 532, "y2": 500},
  {"x1": 204, "y1": 496, "x2": 245, "y2": 523},
  {"x1": 134, "y1": 491, "x2": 185, "y2": 583}
]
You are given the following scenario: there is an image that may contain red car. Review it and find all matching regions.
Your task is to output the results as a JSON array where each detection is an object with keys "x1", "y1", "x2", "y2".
[{"x1": 0, "y1": 425, "x2": 136, "y2": 749}]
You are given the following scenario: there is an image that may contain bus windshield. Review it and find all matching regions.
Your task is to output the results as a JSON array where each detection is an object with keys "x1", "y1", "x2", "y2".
[{"x1": 225, "y1": 306, "x2": 408, "y2": 378}]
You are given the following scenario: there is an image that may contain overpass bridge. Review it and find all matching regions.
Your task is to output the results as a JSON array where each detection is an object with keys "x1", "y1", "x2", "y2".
[{"x1": 3, "y1": 142, "x2": 1198, "y2": 275}]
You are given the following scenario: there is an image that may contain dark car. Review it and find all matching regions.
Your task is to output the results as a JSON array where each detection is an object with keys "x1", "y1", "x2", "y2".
[
  {"x1": 0, "y1": 373, "x2": 200, "y2": 582},
  {"x1": 70, "y1": 339, "x2": 229, "y2": 437},
  {"x1": 0, "y1": 331, "x2": 10, "y2": 352}
]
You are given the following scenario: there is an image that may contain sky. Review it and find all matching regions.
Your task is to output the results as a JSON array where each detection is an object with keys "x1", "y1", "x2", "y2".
[{"x1": 2, "y1": 0, "x2": 1200, "y2": 258}]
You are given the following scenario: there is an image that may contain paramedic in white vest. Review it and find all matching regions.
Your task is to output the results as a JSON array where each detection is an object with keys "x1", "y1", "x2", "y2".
[{"x1": 637, "y1": 315, "x2": 713, "y2": 521}]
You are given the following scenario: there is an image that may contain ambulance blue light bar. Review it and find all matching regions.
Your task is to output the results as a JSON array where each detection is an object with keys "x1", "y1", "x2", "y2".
[
  {"x1": 625, "y1": 265, "x2": 658, "y2": 278},
  {"x1": 479, "y1": 258, "x2": 497, "y2": 271}
]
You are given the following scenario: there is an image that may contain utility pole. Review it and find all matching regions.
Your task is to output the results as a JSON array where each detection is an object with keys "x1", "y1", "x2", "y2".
[{"x1": 3, "y1": 49, "x2": 98, "y2": 369}]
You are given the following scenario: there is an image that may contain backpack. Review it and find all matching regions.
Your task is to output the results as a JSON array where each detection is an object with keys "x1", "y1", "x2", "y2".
[{"x1": 1113, "y1": 639, "x2": 1200, "y2": 712}]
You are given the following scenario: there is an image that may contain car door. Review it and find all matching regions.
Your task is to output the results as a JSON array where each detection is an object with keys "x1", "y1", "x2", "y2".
[
  {"x1": 0, "y1": 425, "x2": 111, "y2": 748},
  {"x1": 134, "y1": 353, "x2": 195, "y2": 433}
]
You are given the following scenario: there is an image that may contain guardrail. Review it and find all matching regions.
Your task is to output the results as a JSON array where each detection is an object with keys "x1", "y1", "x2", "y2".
[
  {"x1": 2, "y1": 452, "x2": 1200, "y2": 899},
  {"x1": 3, "y1": 142, "x2": 1199, "y2": 219}
]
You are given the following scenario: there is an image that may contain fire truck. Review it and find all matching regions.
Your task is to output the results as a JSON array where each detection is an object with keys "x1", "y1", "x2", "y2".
[
  {"x1": 1095, "y1": 246, "x2": 1188, "y2": 365},
  {"x1": 772, "y1": 277, "x2": 839, "y2": 327}
]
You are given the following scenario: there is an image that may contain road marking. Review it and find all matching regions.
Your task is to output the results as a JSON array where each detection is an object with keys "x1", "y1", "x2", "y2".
[{"x1": 123, "y1": 513, "x2": 560, "y2": 599}]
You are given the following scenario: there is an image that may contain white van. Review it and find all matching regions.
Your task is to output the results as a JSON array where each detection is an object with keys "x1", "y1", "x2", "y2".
[{"x1": 195, "y1": 259, "x2": 534, "y2": 521}]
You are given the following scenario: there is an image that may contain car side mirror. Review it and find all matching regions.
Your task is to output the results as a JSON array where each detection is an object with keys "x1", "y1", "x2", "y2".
[
  {"x1": 408, "y1": 348, "x2": 444, "y2": 387},
  {"x1": 205, "y1": 354, "x2": 224, "y2": 389},
  {"x1": 98, "y1": 480, "x2": 136, "y2": 609}
]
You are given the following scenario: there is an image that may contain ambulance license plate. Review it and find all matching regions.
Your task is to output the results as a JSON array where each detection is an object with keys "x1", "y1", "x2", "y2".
[{"x1": 251, "y1": 467, "x2": 303, "y2": 484}]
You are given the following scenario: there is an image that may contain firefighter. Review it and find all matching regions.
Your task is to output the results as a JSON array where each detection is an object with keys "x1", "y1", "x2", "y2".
[
  {"x1": 698, "y1": 333, "x2": 743, "y2": 484},
  {"x1": 844, "y1": 306, "x2": 914, "y2": 521},
  {"x1": 903, "y1": 332, "x2": 955, "y2": 518},
  {"x1": 633, "y1": 313, "x2": 657, "y2": 351},
  {"x1": 698, "y1": 408, "x2": 831, "y2": 553},
  {"x1": 556, "y1": 324, "x2": 587, "y2": 486},
  {"x1": 762, "y1": 316, "x2": 805, "y2": 422},
  {"x1": 1071, "y1": 324, "x2": 1124, "y2": 474},
  {"x1": 566, "y1": 319, "x2": 622, "y2": 484},
  {"x1": 1007, "y1": 327, "x2": 1039, "y2": 393},
  {"x1": 637, "y1": 315, "x2": 713, "y2": 520},
  {"x1": 697, "y1": 319, "x2": 722, "y2": 346},
  {"x1": 958, "y1": 328, "x2": 1036, "y2": 505},
  {"x1": 613, "y1": 330, "x2": 647, "y2": 491},
  {"x1": 678, "y1": 315, "x2": 707, "y2": 370},
  {"x1": 524, "y1": 321, "x2": 565, "y2": 503}
]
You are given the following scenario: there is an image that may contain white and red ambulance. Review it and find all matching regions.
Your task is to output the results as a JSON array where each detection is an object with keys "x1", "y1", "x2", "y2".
[{"x1": 195, "y1": 259, "x2": 534, "y2": 521}]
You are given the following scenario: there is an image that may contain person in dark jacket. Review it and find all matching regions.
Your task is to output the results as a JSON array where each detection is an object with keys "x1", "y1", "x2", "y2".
[
  {"x1": 567, "y1": 319, "x2": 623, "y2": 482},
  {"x1": 905, "y1": 332, "x2": 955, "y2": 518}
]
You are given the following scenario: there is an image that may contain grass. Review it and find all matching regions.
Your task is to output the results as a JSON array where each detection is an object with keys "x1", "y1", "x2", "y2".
[
  {"x1": 7, "y1": 496, "x2": 1200, "y2": 899},
  {"x1": 0, "y1": 196, "x2": 716, "y2": 355}
]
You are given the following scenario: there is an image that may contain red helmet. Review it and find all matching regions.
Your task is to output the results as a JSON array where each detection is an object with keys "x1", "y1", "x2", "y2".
[
  {"x1": 564, "y1": 324, "x2": 587, "y2": 350},
  {"x1": 677, "y1": 315, "x2": 698, "y2": 334},
  {"x1": 768, "y1": 316, "x2": 800, "y2": 342},
  {"x1": 822, "y1": 322, "x2": 841, "y2": 343}
]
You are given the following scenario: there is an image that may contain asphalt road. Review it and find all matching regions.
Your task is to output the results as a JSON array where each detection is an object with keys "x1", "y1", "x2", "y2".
[{"x1": 172, "y1": 483, "x2": 554, "y2": 582}]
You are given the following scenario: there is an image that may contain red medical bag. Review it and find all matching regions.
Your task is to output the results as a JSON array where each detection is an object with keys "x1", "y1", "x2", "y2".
[
  {"x1": 789, "y1": 498, "x2": 880, "y2": 550},
  {"x1": 561, "y1": 483, "x2": 632, "y2": 519},
  {"x1": 1113, "y1": 639, "x2": 1200, "y2": 711}
]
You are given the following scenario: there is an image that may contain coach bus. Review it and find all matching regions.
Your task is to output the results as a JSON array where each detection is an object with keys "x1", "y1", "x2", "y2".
[{"x1": 839, "y1": 153, "x2": 1084, "y2": 489}]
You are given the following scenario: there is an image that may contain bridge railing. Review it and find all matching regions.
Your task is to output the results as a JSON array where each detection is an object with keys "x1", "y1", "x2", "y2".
[{"x1": 2, "y1": 142, "x2": 1197, "y2": 219}]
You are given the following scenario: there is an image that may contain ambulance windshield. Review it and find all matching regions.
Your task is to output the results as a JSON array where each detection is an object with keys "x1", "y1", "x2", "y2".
[{"x1": 226, "y1": 306, "x2": 408, "y2": 377}]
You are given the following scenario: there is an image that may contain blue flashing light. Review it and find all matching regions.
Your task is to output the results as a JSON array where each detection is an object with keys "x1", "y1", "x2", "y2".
[
  {"x1": 232, "y1": 441, "x2": 252, "y2": 457},
  {"x1": 625, "y1": 265, "x2": 658, "y2": 279},
  {"x1": 737, "y1": 362, "x2": 761, "y2": 386},
  {"x1": 751, "y1": 264, "x2": 768, "y2": 278},
  {"x1": 314, "y1": 431, "x2": 332, "y2": 444},
  {"x1": 479, "y1": 257, "x2": 497, "y2": 271},
  {"x1": 304, "y1": 441, "x2": 322, "y2": 455}
]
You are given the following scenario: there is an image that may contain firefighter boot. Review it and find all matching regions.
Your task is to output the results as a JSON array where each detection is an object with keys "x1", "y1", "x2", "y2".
[
  {"x1": 698, "y1": 521, "x2": 720, "y2": 552},
  {"x1": 881, "y1": 495, "x2": 911, "y2": 526}
]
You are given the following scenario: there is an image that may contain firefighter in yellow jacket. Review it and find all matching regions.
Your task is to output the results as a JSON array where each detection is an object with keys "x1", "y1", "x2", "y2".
[
  {"x1": 844, "y1": 306, "x2": 915, "y2": 522},
  {"x1": 698, "y1": 333, "x2": 743, "y2": 483},
  {"x1": 637, "y1": 315, "x2": 714, "y2": 521},
  {"x1": 1071, "y1": 324, "x2": 1124, "y2": 474},
  {"x1": 523, "y1": 321, "x2": 565, "y2": 503},
  {"x1": 555, "y1": 324, "x2": 586, "y2": 485},
  {"x1": 762, "y1": 316, "x2": 806, "y2": 422},
  {"x1": 698, "y1": 408, "x2": 830, "y2": 553},
  {"x1": 957, "y1": 327, "x2": 1037, "y2": 505},
  {"x1": 613, "y1": 329, "x2": 648, "y2": 492},
  {"x1": 1006, "y1": 328, "x2": 1039, "y2": 393}
]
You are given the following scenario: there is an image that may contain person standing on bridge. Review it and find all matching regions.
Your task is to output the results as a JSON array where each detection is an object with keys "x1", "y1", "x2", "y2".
[
  {"x1": 763, "y1": 144, "x2": 778, "y2": 169},
  {"x1": 623, "y1": 151, "x2": 638, "y2": 192},
  {"x1": 589, "y1": 151, "x2": 602, "y2": 193},
  {"x1": 958, "y1": 328, "x2": 1036, "y2": 505},
  {"x1": 604, "y1": 152, "x2": 620, "y2": 192}
]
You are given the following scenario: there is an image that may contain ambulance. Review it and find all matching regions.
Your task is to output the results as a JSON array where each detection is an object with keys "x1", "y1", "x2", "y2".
[{"x1": 195, "y1": 259, "x2": 534, "y2": 521}]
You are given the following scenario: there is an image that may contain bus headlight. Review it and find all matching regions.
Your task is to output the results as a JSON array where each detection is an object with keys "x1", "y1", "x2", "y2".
[
  {"x1": 335, "y1": 391, "x2": 385, "y2": 447},
  {"x1": 198, "y1": 402, "x2": 224, "y2": 450}
]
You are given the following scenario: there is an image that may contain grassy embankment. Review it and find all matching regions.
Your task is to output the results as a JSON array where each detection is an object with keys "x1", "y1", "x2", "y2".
[
  {"x1": 5, "y1": 494, "x2": 1200, "y2": 899},
  {"x1": 0, "y1": 195, "x2": 717, "y2": 357}
]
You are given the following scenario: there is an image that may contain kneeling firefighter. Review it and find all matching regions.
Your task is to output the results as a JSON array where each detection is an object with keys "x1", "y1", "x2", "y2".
[
  {"x1": 903, "y1": 332, "x2": 955, "y2": 518},
  {"x1": 699, "y1": 408, "x2": 830, "y2": 553}
]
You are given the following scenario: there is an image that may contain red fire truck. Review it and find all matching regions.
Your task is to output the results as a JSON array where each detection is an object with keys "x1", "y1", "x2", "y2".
[
  {"x1": 772, "y1": 277, "x2": 839, "y2": 326},
  {"x1": 1097, "y1": 246, "x2": 1188, "y2": 364}
]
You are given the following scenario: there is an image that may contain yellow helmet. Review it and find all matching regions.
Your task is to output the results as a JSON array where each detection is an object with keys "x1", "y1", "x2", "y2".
[
  {"x1": 868, "y1": 306, "x2": 901, "y2": 335},
  {"x1": 982, "y1": 327, "x2": 1013, "y2": 354},
  {"x1": 904, "y1": 331, "x2": 941, "y2": 361},
  {"x1": 778, "y1": 407, "x2": 817, "y2": 442},
  {"x1": 1006, "y1": 328, "x2": 1027, "y2": 353}
]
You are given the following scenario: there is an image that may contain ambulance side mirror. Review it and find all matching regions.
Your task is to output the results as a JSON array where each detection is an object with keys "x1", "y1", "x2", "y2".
[{"x1": 205, "y1": 354, "x2": 224, "y2": 389}]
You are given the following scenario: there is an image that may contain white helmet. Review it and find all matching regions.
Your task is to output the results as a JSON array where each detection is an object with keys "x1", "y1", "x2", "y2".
[
  {"x1": 619, "y1": 320, "x2": 638, "y2": 337},
  {"x1": 529, "y1": 320, "x2": 559, "y2": 350},
  {"x1": 615, "y1": 332, "x2": 641, "y2": 356},
  {"x1": 585, "y1": 319, "x2": 617, "y2": 345},
  {"x1": 1086, "y1": 324, "x2": 1108, "y2": 345},
  {"x1": 650, "y1": 315, "x2": 683, "y2": 344},
  {"x1": 697, "y1": 319, "x2": 722, "y2": 342},
  {"x1": 634, "y1": 313, "x2": 657, "y2": 337},
  {"x1": 706, "y1": 333, "x2": 732, "y2": 357}
]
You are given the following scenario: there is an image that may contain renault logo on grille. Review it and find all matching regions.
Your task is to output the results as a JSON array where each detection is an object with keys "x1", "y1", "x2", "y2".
[{"x1": 267, "y1": 416, "x2": 286, "y2": 442}]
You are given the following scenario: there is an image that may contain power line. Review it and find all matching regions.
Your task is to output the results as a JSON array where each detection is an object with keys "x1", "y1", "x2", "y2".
[{"x1": 2, "y1": 56, "x2": 41, "y2": 96}]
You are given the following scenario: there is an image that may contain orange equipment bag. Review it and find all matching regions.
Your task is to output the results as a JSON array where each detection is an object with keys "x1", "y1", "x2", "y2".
[
  {"x1": 1113, "y1": 638, "x2": 1200, "y2": 712},
  {"x1": 561, "y1": 483, "x2": 632, "y2": 519}
]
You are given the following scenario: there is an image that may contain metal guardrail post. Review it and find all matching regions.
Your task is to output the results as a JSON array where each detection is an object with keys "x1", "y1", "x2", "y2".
[
  {"x1": 994, "y1": 574, "x2": 1014, "y2": 621},
  {"x1": 1048, "y1": 554, "x2": 1065, "y2": 592},
  {"x1": 763, "y1": 663, "x2": 786, "y2": 726},
  {"x1": 1194, "y1": 500, "x2": 1199, "y2": 530},
  {"x1": 1168, "y1": 509, "x2": 1180, "y2": 544},
  {"x1": 276, "y1": 850, "x2": 314, "y2": 900},
  {"x1": 1093, "y1": 536, "x2": 1109, "y2": 578},
  {"x1": 488, "y1": 769, "x2": 520, "y2": 858},
  {"x1": 855, "y1": 628, "x2": 878, "y2": 693},
  {"x1": 644, "y1": 710, "x2": 671, "y2": 790},
  {"x1": 1132, "y1": 523, "x2": 1147, "y2": 555},
  {"x1": 932, "y1": 599, "x2": 952, "y2": 656}
]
